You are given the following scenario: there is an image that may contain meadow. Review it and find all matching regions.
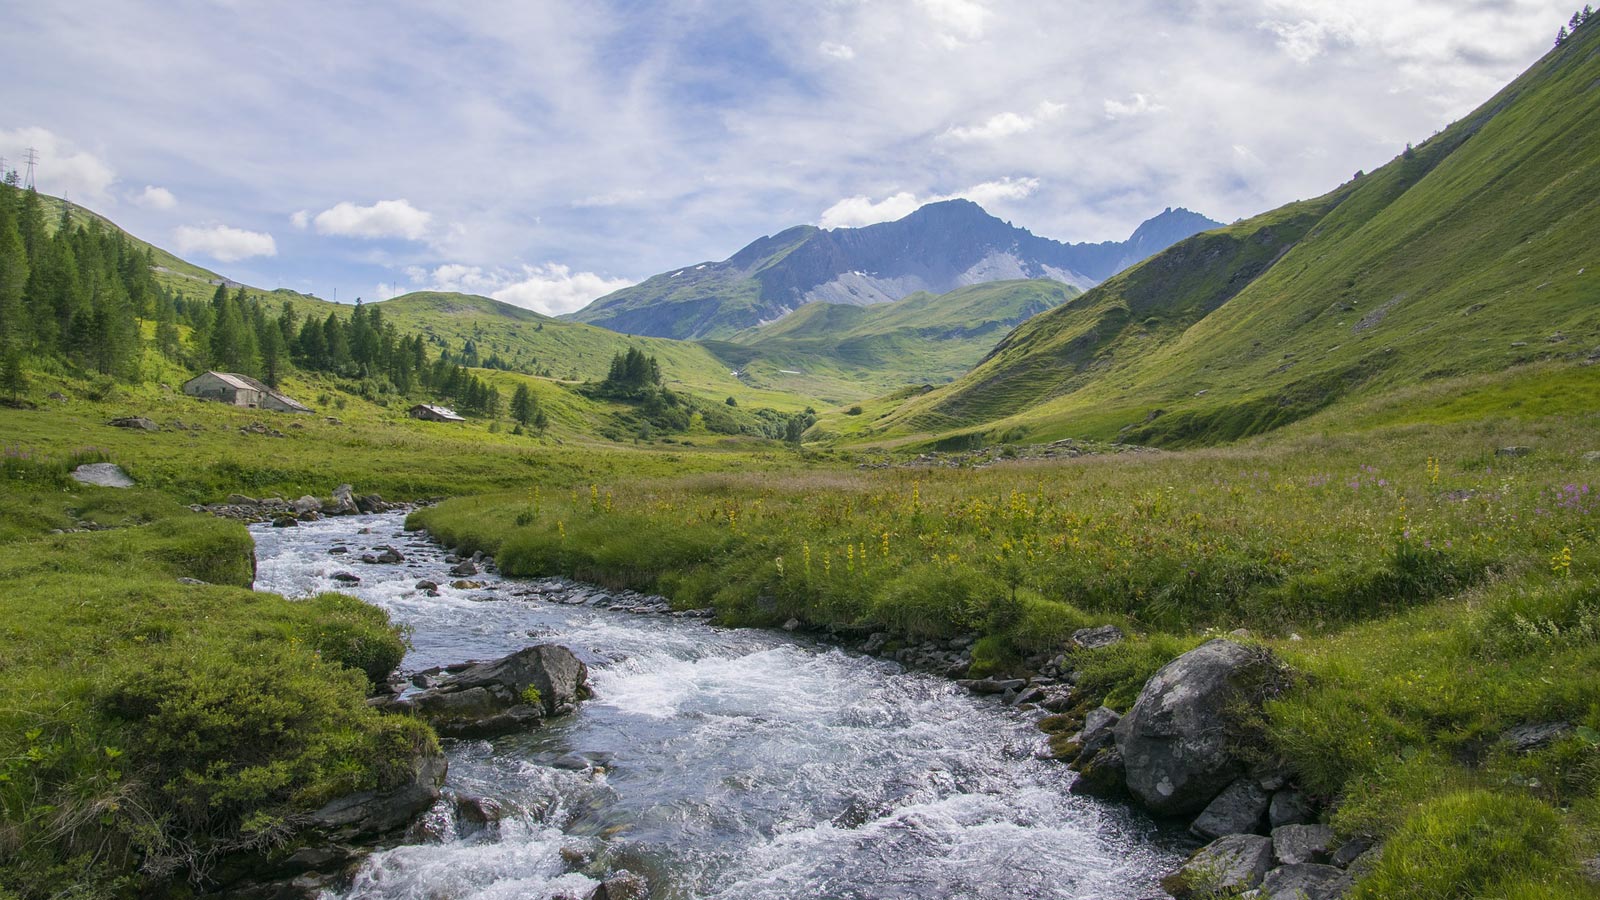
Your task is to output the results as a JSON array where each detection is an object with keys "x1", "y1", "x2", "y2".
[{"x1": 413, "y1": 394, "x2": 1600, "y2": 899}]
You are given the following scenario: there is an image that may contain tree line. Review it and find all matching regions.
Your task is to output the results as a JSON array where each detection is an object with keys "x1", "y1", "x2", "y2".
[{"x1": 0, "y1": 182, "x2": 522, "y2": 419}]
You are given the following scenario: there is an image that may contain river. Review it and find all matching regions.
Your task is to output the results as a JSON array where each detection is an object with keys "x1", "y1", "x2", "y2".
[{"x1": 250, "y1": 511, "x2": 1183, "y2": 899}]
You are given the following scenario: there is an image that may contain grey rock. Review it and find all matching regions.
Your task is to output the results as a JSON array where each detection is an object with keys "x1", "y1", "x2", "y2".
[
  {"x1": 1072, "y1": 624, "x2": 1126, "y2": 650},
  {"x1": 783, "y1": 617, "x2": 802, "y2": 631},
  {"x1": 70, "y1": 463, "x2": 135, "y2": 488},
  {"x1": 355, "y1": 493, "x2": 387, "y2": 513},
  {"x1": 1582, "y1": 451, "x2": 1600, "y2": 464},
  {"x1": 1068, "y1": 744, "x2": 1127, "y2": 798},
  {"x1": 553, "y1": 750, "x2": 615, "y2": 770},
  {"x1": 1273, "y1": 824, "x2": 1336, "y2": 865},
  {"x1": 1076, "y1": 706, "x2": 1122, "y2": 762},
  {"x1": 396, "y1": 644, "x2": 589, "y2": 738},
  {"x1": 176, "y1": 577, "x2": 209, "y2": 586},
  {"x1": 46, "y1": 391, "x2": 67, "y2": 402},
  {"x1": 1010, "y1": 685, "x2": 1047, "y2": 706},
  {"x1": 415, "y1": 580, "x2": 439, "y2": 591},
  {"x1": 1502, "y1": 721, "x2": 1573, "y2": 753},
  {"x1": 1192, "y1": 778, "x2": 1270, "y2": 840},
  {"x1": 957, "y1": 677, "x2": 1026, "y2": 695},
  {"x1": 450, "y1": 560, "x2": 480, "y2": 577},
  {"x1": 226, "y1": 493, "x2": 259, "y2": 506},
  {"x1": 328, "y1": 546, "x2": 349, "y2": 555},
  {"x1": 1256, "y1": 863, "x2": 1352, "y2": 900},
  {"x1": 309, "y1": 750, "x2": 446, "y2": 838},
  {"x1": 1496, "y1": 446, "x2": 1532, "y2": 458},
  {"x1": 107, "y1": 416, "x2": 159, "y2": 431},
  {"x1": 1162, "y1": 834, "x2": 1274, "y2": 899},
  {"x1": 1114, "y1": 639, "x2": 1267, "y2": 815},
  {"x1": 1269, "y1": 789, "x2": 1316, "y2": 828},
  {"x1": 271, "y1": 515, "x2": 299, "y2": 528},
  {"x1": 365, "y1": 546, "x2": 405, "y2": 564},
  {"x1": 1328, "y1": 837, "x2": 1373, "y2": 869},
  {"x1": 587, "y1": 871, "x2": 648, "y2": 900},
  {"x1": 328, "y1": 483, "x2": 359, "y2": 516},
  {"x1": 293, "y1": 495, "x2": 322, "y2": 514},
  {"x1": 331, "y1": 571, "x2": 360, "y2": 583}
]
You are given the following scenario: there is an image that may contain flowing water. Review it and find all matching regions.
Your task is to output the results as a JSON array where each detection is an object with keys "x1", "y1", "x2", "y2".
[{"x1": 250, "y1": 512, "x2": 1183, "y2": 900}]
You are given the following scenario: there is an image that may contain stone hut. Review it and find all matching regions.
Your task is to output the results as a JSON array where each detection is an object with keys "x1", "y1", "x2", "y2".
[
  {"x1": 182, "y1": 371, "x2": 312, "y2": 413},
  {"x1": 408, "y1": 403, "x2": 466, "y2": 423}
]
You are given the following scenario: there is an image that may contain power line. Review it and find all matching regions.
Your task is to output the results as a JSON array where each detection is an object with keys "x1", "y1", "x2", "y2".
[{"x1": 22, "y1": 147, "x2": 38, "y2": 190}]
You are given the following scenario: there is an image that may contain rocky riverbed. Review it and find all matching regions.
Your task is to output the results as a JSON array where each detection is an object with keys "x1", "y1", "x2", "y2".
[{"x1": 249, "y1": 511, "x2": 1189, "y2": 899}]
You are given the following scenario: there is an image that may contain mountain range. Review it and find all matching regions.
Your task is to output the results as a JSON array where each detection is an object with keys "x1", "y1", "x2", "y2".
[{"x1": 566, "y1": 202, "x2": 1219, "y2": 340}]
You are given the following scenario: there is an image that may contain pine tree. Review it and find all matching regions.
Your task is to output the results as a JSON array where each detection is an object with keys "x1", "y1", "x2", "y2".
[
  {"x1": 0, "y1": 193, "x2": 29, "y2": 353},
  {"x1": 0, "y1": 344, "x2": 25, "y2": 402},
  {"x1": 1558, "y1": 24, "x2": 1569, "y2": 45},
  {"x1": 154, "y1": 292, "x2": 181, "y2": 359}
]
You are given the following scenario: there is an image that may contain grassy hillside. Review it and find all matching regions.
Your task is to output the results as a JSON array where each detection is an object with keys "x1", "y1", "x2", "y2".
[
  {"x1": 366, "y1": 291, "x2": 808, "y2": 411},
  {"x1": 723, "y1": 280, "x2": 1077, "y2": 398},
  {"x1": 861, "y1": 22, "x2": 1600, "y2": 450}
]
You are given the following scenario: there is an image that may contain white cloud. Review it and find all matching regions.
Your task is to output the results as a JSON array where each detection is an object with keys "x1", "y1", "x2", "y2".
[
  {"x1": 819, "y1": 41, "x2": 855, "y2": 60},
  {"x1": 289, "y1": 209, "x2": 311, "y2": 229},
  {"x1": 945, "y1": 101, "x2": 1064, "y2": 141},
  {"x1": 819, "y1": 176, "x2": 1040, "y2": 229},
  {"x1": 571, "y1": 189, "x2": 646, "y2": 209},
  {"x1": 311, "y1": 199, "x2": 432, "y2": 240},
  {"x1": 1104, "y1": 93, "x2": 1165, "y2": 119},
  {"x1": 920, "y1": 0, "x2": 990, "y2": 45},
  {"x1": 1261, "y1": 19, "x2": 1338, "y2": 63},
  {"x1": 173, "y1": 224, "x2": 277, "y2": 262},
  {"x1": 0, "y1": 127, "x2": 116, "y2": 201},
  {"x1": 413, "y1": 262, "x2": 634, "y2": 316},
  {"x1": 132, "y1": 185, "x2": 176, "y2": 210}
]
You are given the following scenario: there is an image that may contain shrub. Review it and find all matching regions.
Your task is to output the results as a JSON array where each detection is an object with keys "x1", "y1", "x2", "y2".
[{"x1": 298, "y1": 593, "x2": 409, "y2": 684}]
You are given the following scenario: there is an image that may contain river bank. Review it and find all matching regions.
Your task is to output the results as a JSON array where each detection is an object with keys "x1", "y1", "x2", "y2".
[{"x1": 250, "y1": 511, "x2": 1189, "y2": 899}]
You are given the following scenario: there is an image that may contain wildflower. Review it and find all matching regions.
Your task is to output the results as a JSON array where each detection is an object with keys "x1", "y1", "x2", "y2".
[
  {"x1": 803, "y1": 541, "x2": 812, "y2": 575},
  {"x1": 881, "y1": 531, "x2": 890, "y2": 558},
  {"x1": 776, "y1": 556, "x2": 785, "y2": 578},
  {"x1": 1553, "y1": 545, "x2": 1573, "y2": 579},
  {"x1": 557, "y1": 521, "x2": 566, "y2": 542}
]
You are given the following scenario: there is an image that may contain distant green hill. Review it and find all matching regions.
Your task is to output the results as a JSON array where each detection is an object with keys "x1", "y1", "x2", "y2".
[
  {"x1": 714, "y1": 279, "x2": 1077, "y2": 402},
  {"x1": 857, "y1": 22, "x2": 1600, "y2": 449}
]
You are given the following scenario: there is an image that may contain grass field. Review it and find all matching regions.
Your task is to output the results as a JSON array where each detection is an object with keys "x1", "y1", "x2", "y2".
[{"x1": 412, "y1": 399, "x2": 1600, "y2": 899}]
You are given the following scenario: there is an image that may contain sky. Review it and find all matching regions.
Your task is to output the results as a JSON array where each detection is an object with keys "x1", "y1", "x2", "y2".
[{"x1": 0, "y1": 0, "x2": 1577, "y2": 315}]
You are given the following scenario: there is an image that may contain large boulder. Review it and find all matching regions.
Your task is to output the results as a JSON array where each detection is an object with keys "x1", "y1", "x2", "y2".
[
  {"x1": 70, "y1": 463, "x2": 136, "y2": 488},
  {"x1": 396, "y1": 644, "x2": 589, "y2": 738},
  {"x1": 1161, "y1": 833, "x2": 1274, "y2": 899},
  {"x1": 1114, "y1": 639, "x2": 1271, "y2": 816},
  {"x1": 108, "y1": 416, "x2": 159, "y2": 431}
]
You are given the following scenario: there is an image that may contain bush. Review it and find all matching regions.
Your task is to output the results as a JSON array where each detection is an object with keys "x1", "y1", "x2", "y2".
[
  {"x1": 298, "y1": 592, "x2": 409, "y2": 684},
  {"x1": 95, "y1": 640, "x2": 432, "y2": 884}
]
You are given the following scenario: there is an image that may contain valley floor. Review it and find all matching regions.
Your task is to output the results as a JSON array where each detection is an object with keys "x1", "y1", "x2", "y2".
[{"x1": 3, "y1": 366, "x2": 1600, "y2": 898}]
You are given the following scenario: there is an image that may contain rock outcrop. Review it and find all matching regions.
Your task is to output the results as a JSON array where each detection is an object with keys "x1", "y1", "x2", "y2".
[
  {"x1": 393, "y1": 644, "x2": 590, "y2": 738},
  {"x1": 70, "y1": 462, "x2": 136, "y2": 488},
  {"x1": 1113, "y1": 639, "x2": 1272, "y2": 816}
]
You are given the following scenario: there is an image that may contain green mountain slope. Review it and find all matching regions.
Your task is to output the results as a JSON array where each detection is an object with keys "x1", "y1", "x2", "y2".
[
  {"x1": 864, "y1": 24, "x2": 1600, "y2": 448},
  {"x1": 714, "y1": 279, "x2": 1077, "y2": 402}
]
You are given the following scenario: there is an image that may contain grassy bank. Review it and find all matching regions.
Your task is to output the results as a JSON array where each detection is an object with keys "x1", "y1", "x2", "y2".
[
  {"x1": 412, "y1": 412, "x2": 1600, "y2": 898},
  {"x1": 0, "y1": 453, "x2": 430, "y2": 896}
]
